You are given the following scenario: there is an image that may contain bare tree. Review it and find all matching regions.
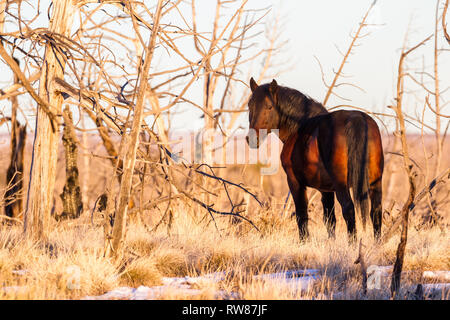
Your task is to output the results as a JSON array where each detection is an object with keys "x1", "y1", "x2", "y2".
[
  {"x1": 389, "y1": 36, "x2": 432, "y2": 299},
  {"x1": 0, "y1": 0, "x2": 274, "y2": 247},
  {"x1": 3, "y1": 55, "x2": 26, "y2": 219},
  {"x1": 104, "y1": 0, "x2": 164, "y2": 258},
  {"x1": 432, "y1": 0, "x2": 443, "y2": 176},
  {"x1": 58, "y1": 105, "x2": 83, "y2": 221},
  {"x1": 322, "y1": 0, "x2": 377, "y2": 106},
  {"x1": 443, "y1": 0, "x2": 450, "y2": 44},
  {"x1": 1, "y1": 1, "x2": 25, "y2": 220},
  {"x1": 24, "y1": 0, "x2": 77, "y2": 240}
]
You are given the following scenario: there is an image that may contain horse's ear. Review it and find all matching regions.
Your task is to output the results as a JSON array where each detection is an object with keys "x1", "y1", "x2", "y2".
[
  {"x1": 250, "y1": 77, "x2": 258, "y2": 92},
  {"x1": 269, "y1": 79, "x2": 278, "y2": 99}
]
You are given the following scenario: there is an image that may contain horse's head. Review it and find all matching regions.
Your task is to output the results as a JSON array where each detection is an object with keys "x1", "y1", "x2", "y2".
[{"x1": 246, "y1": 77, "x2": 280, "y2": 148}]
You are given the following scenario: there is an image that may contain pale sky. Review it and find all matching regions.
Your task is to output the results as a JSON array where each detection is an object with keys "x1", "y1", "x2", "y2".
[
  {"x1": 0, "y1": 0, "x2": 448, "y2": 135},
  {"x1": 272, "y1": 0, "x2": 449, "y2": 134}
]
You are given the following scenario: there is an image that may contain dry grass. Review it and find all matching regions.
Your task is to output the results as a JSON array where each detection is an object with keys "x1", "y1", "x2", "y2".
[
  {"x1": 0, "y1": 134, "x2": 448, "y2": 300},
  {"x1": 0, "y1": 197, "x2": 448, "y2": 299}
]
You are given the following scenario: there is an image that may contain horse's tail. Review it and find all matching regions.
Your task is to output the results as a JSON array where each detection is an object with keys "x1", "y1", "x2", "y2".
[{"x1": 346, "y1": 114, "x2": 370, "y2": 230}]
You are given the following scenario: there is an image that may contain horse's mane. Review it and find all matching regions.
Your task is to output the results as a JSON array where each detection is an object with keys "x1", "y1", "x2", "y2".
[{"x1": 274, "y1": 85, "x2": 328, "y2": 133}]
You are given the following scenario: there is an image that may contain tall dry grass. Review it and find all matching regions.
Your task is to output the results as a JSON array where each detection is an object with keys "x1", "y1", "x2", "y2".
[{"x1": 0, "y1": 134, "x2": 448, "y2": 300}]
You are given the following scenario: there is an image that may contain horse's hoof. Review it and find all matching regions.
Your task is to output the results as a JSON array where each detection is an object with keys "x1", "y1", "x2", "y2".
[
  {"x1": 298, "y1": 232, "x2": 310, "y2": 244},
  {"x1": 348, "y1": 234, "x2": 357, "y2": 245}
]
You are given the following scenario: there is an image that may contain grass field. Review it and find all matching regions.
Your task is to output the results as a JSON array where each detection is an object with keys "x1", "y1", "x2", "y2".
[{"x1": 0, "y1": 133, "x2": 448, "y2": 300}]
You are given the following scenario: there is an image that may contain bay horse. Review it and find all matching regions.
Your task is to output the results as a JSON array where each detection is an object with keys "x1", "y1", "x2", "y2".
[{"x1": 246, "y1": 78, "x2": 384, "y2": 241}]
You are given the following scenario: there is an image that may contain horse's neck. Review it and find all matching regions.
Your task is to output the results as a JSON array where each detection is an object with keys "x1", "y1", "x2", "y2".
[
  {"x1": 276, "y1": 89, "x2": 328, "y2": 141},
  {"x1": 281, "y1": 102, "x2": 327, "y2": 142}
]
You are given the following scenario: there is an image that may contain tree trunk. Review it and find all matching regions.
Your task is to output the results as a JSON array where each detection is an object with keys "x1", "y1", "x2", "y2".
[
  {"x1": 433, "y1": 0, "x2": 442, "y2": 176},
  {"x1": 5, "y1": 122, "x2": 26, "y2": 220},
  {"x1": 58, "y1": 105, "x2": 83, "y2": 221},
  {"x1": 4, "y1": 52, "x2": 26, "y2": 219},
  {"x1": 389, "y1": 36, "x2": 429, "y2": 299},
  {"x1": 24, "y1": 0, "x2": 76, "y2": 240}
]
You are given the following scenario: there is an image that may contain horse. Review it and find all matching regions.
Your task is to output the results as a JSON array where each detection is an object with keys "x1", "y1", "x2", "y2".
[{"x1": 246, "y1": 78, "x2": 384, "y2": 242}]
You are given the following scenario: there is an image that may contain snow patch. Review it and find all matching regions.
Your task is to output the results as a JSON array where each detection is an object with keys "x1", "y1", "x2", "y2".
[
  {"x1": 422, "y1": 271, "x2": 450, "y2": 282},
  {"x1": 253, "y1": 269, "x2": 320, "y2": 292},
  {"x1": 82, "y1": 269, "x2": 321, "y2": 300},
  {"x1": 83, "y1": 285, "x2": 202, "y2": 300}
]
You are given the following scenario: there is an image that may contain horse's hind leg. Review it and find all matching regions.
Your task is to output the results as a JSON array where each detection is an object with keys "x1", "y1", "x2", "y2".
[
  {"x1": 321, "y1": 192, "x2": 336, "y2": 238},
  {"x1": 369, "y1": 179, "x2": 382, "y2": 240},
  {"x1": 335, "y1": 188, "x2": 357, "y2": 242}
]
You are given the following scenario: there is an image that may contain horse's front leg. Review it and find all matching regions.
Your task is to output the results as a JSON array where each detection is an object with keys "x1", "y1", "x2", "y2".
[
  {"x1": 285, "y1": 173, "x2": 309, "y2": 241},
  {"x1": 294, "y1": 187, "x2": 309, "y2": 240}
]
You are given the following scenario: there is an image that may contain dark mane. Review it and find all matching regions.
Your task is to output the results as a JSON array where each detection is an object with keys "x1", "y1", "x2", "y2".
[{"x1": 260, "y1": 84, "x2": 328, "y2": 134}]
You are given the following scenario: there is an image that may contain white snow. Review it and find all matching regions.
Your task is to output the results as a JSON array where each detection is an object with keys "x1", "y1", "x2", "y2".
[
  {"x1": 252, "y1": 269, "x2": 320, "y2": 292},
  {"x1": 83, "y1": 285, "x2": 202, "y2": 300},
  {"x1": 82, "y1": 269, "x2": 321, "y2": 300},
  {"x1": 2, "y1": 286, "x2": 28, "y2": 295},
  {"x1": 11, "y1": 270, "x2": 29, "y2": 276},
  {"x1": 161, "y1": 272, "x2": 227, "y2": 287},
  {"x1": 4, "y1": 267, "x2": 448, "y2": 299},
  {"x1": 422, "y1": 271, "x2": 450, "y2": 281}
]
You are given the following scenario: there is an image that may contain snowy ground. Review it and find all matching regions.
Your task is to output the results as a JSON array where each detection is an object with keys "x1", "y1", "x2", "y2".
[
  {"x1": 81, "y1": 269, "x2": 320, "y2": 300},
  {"x1": 81, "y1": 268, "x2": 449, "y2": 300},
  {"x1": 3, "y1": 268, "x2": 449, "y2": 300}
]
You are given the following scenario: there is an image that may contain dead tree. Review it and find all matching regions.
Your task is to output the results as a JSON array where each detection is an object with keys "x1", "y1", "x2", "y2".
[
  {"x1": 24, "y1": 0, "x2": 77, "y2": 240},
  {"x1": 432, "y1": 0, "x2": 443, "y2": 176},
  {"x1": 443, "y1": 0, "x2": 450, "y2": 44},
  {"x1": 58, "y1": 106, "x2": 83, "y2": 221},
  {"x1": 3, "y1": 53, "x2": 26, "y2": 219},
  {"x1": 190, "y1": 1, "x2": 282, "y2": 156},
  {"x1": 104, "y1": 0, "x2": 164, "y2": 258},
  {"x1": 389, "y1": 36, "x2": 431, "y2": 299},
  {"x1": 322, "y1": 1, "x2": 377, "y2": 106},
  {"x1": 5, "y1": 122, "x2": 26, "y2": 220},
  {"x1": 0, "y1": 0, "x2": 271, "y2": 246},
  {"x1": 1, "y1": 0, "x2": 25, "y2": 220}
]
